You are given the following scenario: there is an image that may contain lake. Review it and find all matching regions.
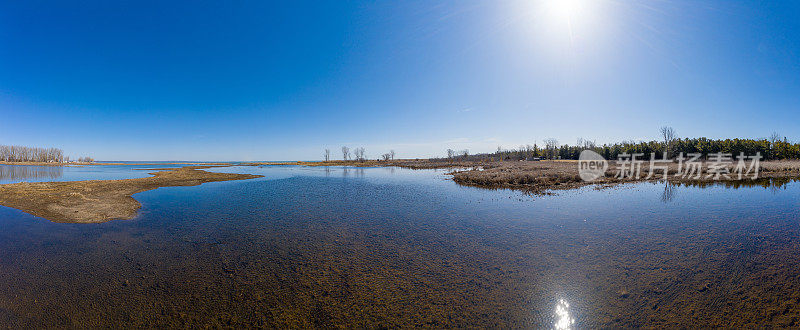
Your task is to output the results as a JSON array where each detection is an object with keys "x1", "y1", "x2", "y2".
[{"x1": 0, "y1": 164, "x2": 798, "y2": 327}]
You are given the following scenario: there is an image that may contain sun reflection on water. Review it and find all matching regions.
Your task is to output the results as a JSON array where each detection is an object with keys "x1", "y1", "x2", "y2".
[{"x1": 554, "y1": 299, "x2": 575, "y2": 329}]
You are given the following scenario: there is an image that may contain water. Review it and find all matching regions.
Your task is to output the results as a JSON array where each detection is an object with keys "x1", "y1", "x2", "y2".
[
  {"x1": 0, "y1": 165, "x2": 798, "y2": 327},
  {"x1": 0, "y1": 163, "x2": 187, "y2": 184}
]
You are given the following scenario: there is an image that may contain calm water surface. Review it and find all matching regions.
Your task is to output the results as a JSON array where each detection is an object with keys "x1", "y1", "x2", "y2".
[
  {"x1": 0, "y1": 165, "x2": 798, "y2": 327},
  {"x1": 0, "y1": 163, "x2": 188, "y2": 184}
]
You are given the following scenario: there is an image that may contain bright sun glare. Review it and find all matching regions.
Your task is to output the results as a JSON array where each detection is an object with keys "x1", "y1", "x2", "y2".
[
  {"x1": 547, "y1": 0, "x2": 585, "y2": 23},
  {"x1": 525, "y1": 0, "x2": 603, "y2": 46}
]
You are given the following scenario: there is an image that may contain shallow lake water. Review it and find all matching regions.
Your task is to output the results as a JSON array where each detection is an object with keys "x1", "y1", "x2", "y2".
[
  {"x1": 0, "y1": 165, "x2": 798, "y2": 327},
  {"x1": 0, "y1": 163, "x2": 188, "y2": 184}
]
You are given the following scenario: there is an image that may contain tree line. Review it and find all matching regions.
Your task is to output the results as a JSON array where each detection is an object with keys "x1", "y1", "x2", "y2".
[
  {"x1": 0, "y1": 145, "x2": 94, "y2": 163},
  {"x1": 325, "y1": 147, "x2": 395, "y2": 162},
  {"x1": 444, "y1": 129, "x2": 800, "y2": 161}
]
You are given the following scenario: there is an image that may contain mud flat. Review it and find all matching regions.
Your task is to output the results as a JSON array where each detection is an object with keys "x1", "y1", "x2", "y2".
[
  {"x1": 0, "y1": 166, "x2": 262, "y2": 223},
  {"x1": 449, "y1": 160, "x2": 800, "y2": 193}
]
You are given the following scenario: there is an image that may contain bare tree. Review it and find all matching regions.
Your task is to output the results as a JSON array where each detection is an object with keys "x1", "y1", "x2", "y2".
[
  {"x1": 543, "y1": 138, "x2": 559, "y2": 159},
  {"x1": 353, "y1": 147, "x2": 366, "y2": 162},
  {"x1": 389, "y1": 150, "x2": 395, "y2": 160},
  {"x1": 324, "y1": 148, "x2": 330, "y2": 162},
  {"x1": 0, "y1": 145, "x2": 65, "y2": 163},
  {"x1": 576, "y1": 138, "x2": 596, "y2": 150},
  {"x1": 769, "y1": 132, "x2": 782, "y2": 159},
  {"x1": 341, "y1": 146, "x2": 350, "y2": 161},
  {"x1": 769, "y1": 132, "x2": 781, "y2": 145},
  {"x1": 660, "y1": 126, "x2": 676, "y2": 157},
  {"x1": 447, "y1": 149, "x2": 455, "y2": 159},
  {"x1": 382, "y1": 153, "x2": 391, "y2": 161}
]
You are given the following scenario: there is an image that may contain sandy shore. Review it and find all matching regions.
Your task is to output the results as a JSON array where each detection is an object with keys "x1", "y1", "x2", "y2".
[{"x1": 0, "y1": 166, "x2": 261, "y2": 223}]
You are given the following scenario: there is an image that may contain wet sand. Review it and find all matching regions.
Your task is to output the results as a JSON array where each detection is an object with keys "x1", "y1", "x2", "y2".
[{"x1": 0, "y1": 166, "x2": 261, "y2": 223}]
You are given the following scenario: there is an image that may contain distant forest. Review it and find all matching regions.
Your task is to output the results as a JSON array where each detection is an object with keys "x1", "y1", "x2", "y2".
[
  {"x1": 446, "y1": 131, "x2": 800, "y2": 162},
  {"x1": 0, "y1": 145, "x2": 93, "y2": 163}
]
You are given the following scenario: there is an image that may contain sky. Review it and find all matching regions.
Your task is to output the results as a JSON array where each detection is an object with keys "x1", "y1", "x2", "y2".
[{"x1": 1, "y1": 0, "x2": 799, "y2": 161}]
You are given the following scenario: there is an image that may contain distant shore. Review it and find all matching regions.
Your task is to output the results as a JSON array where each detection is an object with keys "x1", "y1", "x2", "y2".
[
  {"x1": 252, "y1": 159, "x2": 800, "y2": 193},
  {"x1": 0, "y1": 165, "x2": 261, "y2": 223},
  {"x1": 447, "y1": 159, "x2": 800, "y2": 193},
  {"x1": 0, "y1": 161, "x2": 99, "y2": 166},
  {"x1": 0, "y1": 161, "x2": 234, "y2": 166},
  {"x1": 1, "y1": 160, "x2": 800, "y2": 223}
]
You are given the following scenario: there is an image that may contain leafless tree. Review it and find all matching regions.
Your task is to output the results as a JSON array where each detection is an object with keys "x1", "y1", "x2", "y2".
[
  {"x1": 353, "y1": 147, "x2": 366, "y2": 162},
  {"x1": 341, "y1": 146, "x2": 350, "y2": 161},
  {"x1": 446, "y1": 149, "x2": 455, "y2": 159},
  {"x1": 660, "y1": 126, "x2": 676, "y2": 157},
  {"x1": 576, "y1": 138, "x2": 596, "y2": 150},
  {"x1": 324, "y1": 149, "x2": 330, "y2": 162},
  {"x1": 0, "y1": 145, "x2": 65, "y2": 163},
  {"x1": 769, "y1": 132, "x2": 782, "y2": 159},
  {"x1": 382, "y1": 153, "x2": 391, "y2": 161},
  {"x1": 524, "y1": 144, "x2": 534, "y2": 160},
  {"x1": 389, "y1": 150, "x2": 395, "y2": 160},
  {"x1": 543, "y1": 138, "x2": 559, "y2": 159},
  {"x1": 769, "y1": 132, "x2": 781, "y2": 144}
]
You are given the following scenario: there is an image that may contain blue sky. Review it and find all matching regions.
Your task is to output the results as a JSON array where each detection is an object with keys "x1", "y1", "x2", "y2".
[{"x1": 1, "y1": 0, "x2": 799, "y2": 161}]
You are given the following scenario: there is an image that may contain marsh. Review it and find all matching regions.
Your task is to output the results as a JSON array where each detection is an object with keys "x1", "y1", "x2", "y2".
[{"x1": 0, "y1": 165, "x2": 798, "y2": 327}]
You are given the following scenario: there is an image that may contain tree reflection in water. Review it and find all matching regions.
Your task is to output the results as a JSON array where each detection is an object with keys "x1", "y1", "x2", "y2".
[{"x1": 0, "y1": 165, "x2": 63, "y2": 182}]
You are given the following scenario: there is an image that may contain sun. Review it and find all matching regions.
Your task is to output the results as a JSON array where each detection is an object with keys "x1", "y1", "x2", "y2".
[
  {"x1": 525, "y1": 0, "x2": 602, "y2": 43},
  {"x1": 547, "y1": 0, "x2": 585, "y2": 23}
]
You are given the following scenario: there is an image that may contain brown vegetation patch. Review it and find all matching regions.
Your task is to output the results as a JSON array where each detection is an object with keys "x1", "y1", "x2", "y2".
[{"x1": 448, "y1": 160, "x2": 800, "y2": 194}]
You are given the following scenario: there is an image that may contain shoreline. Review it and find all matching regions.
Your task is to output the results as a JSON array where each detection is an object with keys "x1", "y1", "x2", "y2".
[
  {"x1": 447, "y1": 160, "x2": 800, "y2": 194},
  {"x1": 0, "y1": 161, "x2": 236, "y2": 167},
  {"x1": 0, "y1": 165, "x2": 262, "y2": 223},
  {"x1": 250, "y1": 159, "x2": 800, "y2": 194},
  {"x1": 2, "y1": 160, "x2": 800, "y2": 223}
]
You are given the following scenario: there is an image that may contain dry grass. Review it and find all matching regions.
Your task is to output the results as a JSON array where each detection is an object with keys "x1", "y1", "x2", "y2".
[{"x1": 448, "y1": 160, "x2": 800, "y2": 194}]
